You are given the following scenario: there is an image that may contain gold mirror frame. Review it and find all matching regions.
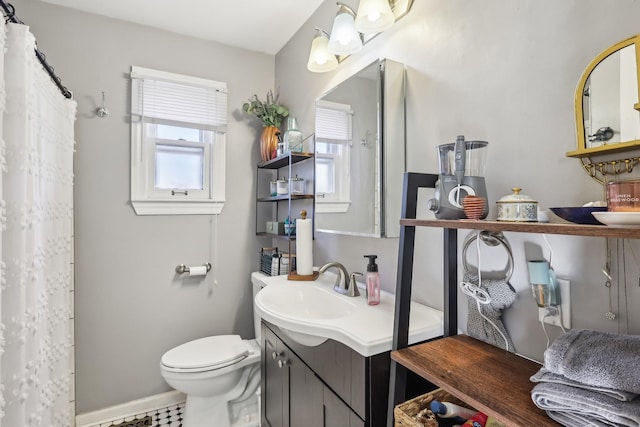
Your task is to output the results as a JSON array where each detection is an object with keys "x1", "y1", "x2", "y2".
[{"x1": 567, "y1": 34, "x2": 640, "y2": 158}]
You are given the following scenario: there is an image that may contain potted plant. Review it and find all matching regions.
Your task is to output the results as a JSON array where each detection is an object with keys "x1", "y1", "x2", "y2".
[{"x1": 243, "y1": 89, "x2": 289, "y2": 161}]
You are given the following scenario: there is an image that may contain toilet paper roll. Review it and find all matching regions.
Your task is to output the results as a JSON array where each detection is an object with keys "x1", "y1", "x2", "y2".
[
  {"x1": 189, "y1": 266, "x2": 208, "y2": 277},
  {"x1": 296, "y1": 218, "x2": 313, "y2": 275}
]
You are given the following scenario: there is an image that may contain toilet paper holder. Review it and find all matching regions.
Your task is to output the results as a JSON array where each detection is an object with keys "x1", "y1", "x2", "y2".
[{"x1": 175, "y1": 263, "x2": 212, "y2": 275}]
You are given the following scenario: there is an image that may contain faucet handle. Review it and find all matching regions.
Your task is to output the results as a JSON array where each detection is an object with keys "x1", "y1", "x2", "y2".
[{"x1": 348, "y1": 272, "x2": 363, "y2": 297}]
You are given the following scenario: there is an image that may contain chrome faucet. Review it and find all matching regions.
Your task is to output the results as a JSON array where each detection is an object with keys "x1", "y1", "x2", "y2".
[{"x1": 318, "y1": 262, "x2": 352, "y2": 295}]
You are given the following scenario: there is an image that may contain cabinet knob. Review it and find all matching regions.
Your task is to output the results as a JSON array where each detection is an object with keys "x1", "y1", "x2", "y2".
[
  {"x1": 278, "y1": 359, "x2": 288, "y2": 368},
  {"x1": 271, "y1": 351, "x2": 281, "y2": 360}
]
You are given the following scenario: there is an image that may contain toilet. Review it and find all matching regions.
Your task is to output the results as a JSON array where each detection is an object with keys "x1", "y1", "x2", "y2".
[{"x1": 160, "y1": 273, "x2": 267, "y2": 427}]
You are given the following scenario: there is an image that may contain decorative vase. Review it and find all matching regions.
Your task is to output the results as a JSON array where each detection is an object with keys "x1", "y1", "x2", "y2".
[
  {"x1": 260, "y1": 126, "x2": 280, "y2": 162},
  {"x1": 283, "y1": 117, "x2": 303, "y2": 152}
]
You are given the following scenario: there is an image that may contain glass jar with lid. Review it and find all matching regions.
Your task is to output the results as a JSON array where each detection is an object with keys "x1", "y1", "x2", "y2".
[
  {"x1": 276, "y1": 177, "x2": 288, "y2": 195},
  {"x1": 290, "y1": 175, "x2": 305, "y2": 195},
  {"x1": 269, "y1": 179, "x2": 277, "y2": 196}
]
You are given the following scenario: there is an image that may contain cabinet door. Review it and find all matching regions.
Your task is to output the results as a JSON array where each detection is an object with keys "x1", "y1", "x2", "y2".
[
  {"x1": 263, "y1": 327, "x2": 289, "y2": 427},
  {"x1": 323, "y1": 385, "x2": 365, "y2": 427},
  {"x1": 289, "y1": 350, "x2": 323, "y2": 427}
]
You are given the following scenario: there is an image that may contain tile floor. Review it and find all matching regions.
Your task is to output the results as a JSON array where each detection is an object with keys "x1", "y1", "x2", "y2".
[{"x1": 92, "y1": 402, "x2": 184, "y2": 427}]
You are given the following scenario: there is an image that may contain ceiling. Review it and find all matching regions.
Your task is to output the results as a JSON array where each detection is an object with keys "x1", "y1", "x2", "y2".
[{"x1": 39, "y1": 0, "x2": 325, "y2": 55}]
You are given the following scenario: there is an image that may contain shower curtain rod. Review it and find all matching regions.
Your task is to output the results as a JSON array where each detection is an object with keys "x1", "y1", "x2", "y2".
[{"x1": 0, "y1": 1, "x2": 72, "y2": 99}]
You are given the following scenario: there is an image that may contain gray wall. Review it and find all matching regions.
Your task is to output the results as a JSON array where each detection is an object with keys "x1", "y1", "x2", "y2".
[
  {"x1": 276, "y1": 0, "x2": 640, "y2": 361},
  {"x1": 15, "y1": 0, "x2": 272, "y2": 414},
  {"x1": 13, "y1": 0, "x2": 640, "y2": 416}
]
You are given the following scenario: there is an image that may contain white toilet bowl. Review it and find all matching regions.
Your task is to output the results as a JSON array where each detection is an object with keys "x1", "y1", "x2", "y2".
[{"x1": 160, "y1": 335, "x2": 261, "y2": 427}]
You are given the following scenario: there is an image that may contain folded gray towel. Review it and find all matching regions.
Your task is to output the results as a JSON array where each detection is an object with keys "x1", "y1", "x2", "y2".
[
  {"x1": 544, "y1": 329, "x2": 640, "y2": 395},
  {"x1": 531, "y1": 368, "x2": 638, "y2": 402},
  {"x1": 531, "y1": 382, "x2": 640, "y2": 427}
]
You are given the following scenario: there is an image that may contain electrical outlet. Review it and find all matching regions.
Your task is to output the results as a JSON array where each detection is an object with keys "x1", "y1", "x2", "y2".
[{"x1": 538, "y1": 278, "x2": 571, "y2": 329}]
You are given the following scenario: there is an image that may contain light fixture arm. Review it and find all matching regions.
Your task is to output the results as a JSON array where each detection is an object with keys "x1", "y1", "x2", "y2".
[{"x1": 336, "y1": 2, "x2": 356, "y2": 17}]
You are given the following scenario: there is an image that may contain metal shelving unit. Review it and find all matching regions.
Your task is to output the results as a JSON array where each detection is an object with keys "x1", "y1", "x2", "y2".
[{"x1": 256, "y1": 151, "x2": 315, "y2": 267}]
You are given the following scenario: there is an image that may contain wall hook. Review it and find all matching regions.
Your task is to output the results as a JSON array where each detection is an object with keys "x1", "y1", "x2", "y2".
[{"x1": 96, "y1": 91, "x2": 109, "y2": 118}]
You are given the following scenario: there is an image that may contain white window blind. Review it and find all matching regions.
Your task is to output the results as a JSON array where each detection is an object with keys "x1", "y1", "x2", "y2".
[
  {"x1": 315, "y1": 100, "x2": 352, "y2": 143},
  {"x1": 131, "y1": 66, "x2": 227, "y2": 131}
]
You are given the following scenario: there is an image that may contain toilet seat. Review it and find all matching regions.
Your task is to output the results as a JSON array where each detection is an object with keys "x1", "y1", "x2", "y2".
[{"x1": 161, "y1": 335, "x2": 251, "y2": 373}]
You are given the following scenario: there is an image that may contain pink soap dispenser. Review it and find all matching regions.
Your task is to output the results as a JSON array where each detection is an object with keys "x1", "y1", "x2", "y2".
[{"x1": 364, "y1": 255, "x2": 380, "y2": 305}]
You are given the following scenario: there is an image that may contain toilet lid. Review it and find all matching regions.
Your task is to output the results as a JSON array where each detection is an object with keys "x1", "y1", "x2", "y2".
[{"x1": 161, "y1": 335, "x2": 249, "y2": 370}]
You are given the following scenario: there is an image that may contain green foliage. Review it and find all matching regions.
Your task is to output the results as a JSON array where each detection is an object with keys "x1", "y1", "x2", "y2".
[{"x1": 242, "y1": 89, "x2": 289, "y2": 128}]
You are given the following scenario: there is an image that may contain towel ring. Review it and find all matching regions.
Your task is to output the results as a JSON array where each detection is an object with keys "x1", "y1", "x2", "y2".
[{"x1": 462, "y1": 231, "x2": 514, "y2": 282}]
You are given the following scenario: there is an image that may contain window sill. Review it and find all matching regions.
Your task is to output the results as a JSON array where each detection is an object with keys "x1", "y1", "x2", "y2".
[
  {"x1": 315, "y1": 201, "x2": 350, "y2": 213},
  {"x1": 132, "y1": 200, "x2": 225, "y2": 215}
]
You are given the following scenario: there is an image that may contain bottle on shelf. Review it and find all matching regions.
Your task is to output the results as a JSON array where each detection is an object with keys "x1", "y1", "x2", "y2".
[
  {"x1": 283, "y1": 117, "x2": 303, "y2": 152},
  {"x1": 430, "y1": 400, "x2": 478, "y2": 420},
  {"x1": 460, "y1": 412, "x2": 488, "y2": 427}
]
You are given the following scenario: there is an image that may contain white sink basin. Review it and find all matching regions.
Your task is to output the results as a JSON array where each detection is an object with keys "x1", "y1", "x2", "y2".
[
  {"x1": 259, "y1": 283, "x2": 357, "y2": 320},
  {"x1": 254, "y1": 271, "x2": 444, "y2": 356}
]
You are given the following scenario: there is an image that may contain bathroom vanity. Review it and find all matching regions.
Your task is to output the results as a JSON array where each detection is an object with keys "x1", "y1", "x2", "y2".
[
  {"x1": 254, "y1": 270, "x2": 444, "y2": 427},
  {"x1": 261, "y1": 320, "x2": 389, "y2": 427}
]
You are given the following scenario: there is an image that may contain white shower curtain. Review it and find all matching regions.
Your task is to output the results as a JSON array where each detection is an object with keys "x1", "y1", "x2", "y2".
[{"x1": 0, "y1": 22, "x2": 76, "y2": 427}]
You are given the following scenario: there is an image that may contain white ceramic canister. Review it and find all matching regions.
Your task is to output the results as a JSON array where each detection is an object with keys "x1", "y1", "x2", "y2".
[{"x1": 496, "y1": 188, "x2": 538, "y2": 222}]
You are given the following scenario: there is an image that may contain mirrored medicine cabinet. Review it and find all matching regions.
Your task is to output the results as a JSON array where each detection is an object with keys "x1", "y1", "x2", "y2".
[
  {"x1": 314, "y1": 58, "x2": 406, "y2": 238},
  {"x1": 568, "y1": 34, "x2": 640, "y2": 158}
]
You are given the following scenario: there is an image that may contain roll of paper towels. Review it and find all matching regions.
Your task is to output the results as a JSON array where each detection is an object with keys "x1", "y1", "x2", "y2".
[
  {"x1": 189, "y1": 266, "x2": 208, "y2": 277},
  {"x1": 296, "y1": 217, "x2": 313, "y2": 275}
]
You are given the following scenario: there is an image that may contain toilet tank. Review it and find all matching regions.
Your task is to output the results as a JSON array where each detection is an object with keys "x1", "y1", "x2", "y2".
[{"x1": 251, "y1": 271, "x2": 269, "y2": 341}]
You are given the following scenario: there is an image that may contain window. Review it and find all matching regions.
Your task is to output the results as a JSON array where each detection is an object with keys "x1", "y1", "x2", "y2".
[
  {"x1": 315, "y1": 100, "x2": 352, "y2": 213},
  {"x1": 130, "y1": 66, "x2": 227, "y2": 215}
]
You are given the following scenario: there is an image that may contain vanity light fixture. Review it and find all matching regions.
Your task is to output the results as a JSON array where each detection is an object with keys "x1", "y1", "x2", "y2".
[
  {"x1": 307, "y1": 28, "x2": 339, "y2": 73},
  {"x1": 355, "y1": 0, "x2": 395, "y2": 33},
  {"x1": 306, "y1": 1, "x2": 414, "y2": 73},
  {"x1": 328, "y1": 3, "x2": 362, "y2": 55}
]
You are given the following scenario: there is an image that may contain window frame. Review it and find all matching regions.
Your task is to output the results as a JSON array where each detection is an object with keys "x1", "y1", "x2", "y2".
[
  {"x1": 130, "y1": 66, "x2": 227, "y2": 215},
  {"x1": 315, "y1": 100, "x2": 352, "y2": 214}
]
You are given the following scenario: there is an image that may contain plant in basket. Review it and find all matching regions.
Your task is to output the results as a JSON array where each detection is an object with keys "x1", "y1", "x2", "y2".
[{"x1": 242, "y1": 89, "x2": 289, "y2": 162}]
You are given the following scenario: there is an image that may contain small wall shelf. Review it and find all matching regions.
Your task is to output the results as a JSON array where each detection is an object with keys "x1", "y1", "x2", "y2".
[
  {"x1": 256, "y1": 150, "x2": 315, "y2": 267},
  {"x1": 400, "y1": 217, "x2": 640, "y2": 239},
  {"x1": 391, "y1": 335, "x2": 555, "y2": 426}
]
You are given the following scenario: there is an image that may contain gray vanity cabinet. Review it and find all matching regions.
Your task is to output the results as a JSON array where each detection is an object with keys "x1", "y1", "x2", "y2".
[
  {"x1": 263, "y1": 323, "x2": 323, "y2": 427},
  {"x1": 261, "y1": 321, "x2": 384, "y2": 427}
]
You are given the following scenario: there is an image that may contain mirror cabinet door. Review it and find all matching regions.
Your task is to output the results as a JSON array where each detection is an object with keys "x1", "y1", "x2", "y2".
[
  {"x1": 314, "y1": 58, "x2": 406, "y2": 238},
  {"x1": 568, "y1": 35, "x2": 640, "y2": 158}
]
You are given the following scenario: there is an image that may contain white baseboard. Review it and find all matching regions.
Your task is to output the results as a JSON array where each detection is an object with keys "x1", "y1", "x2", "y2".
[{"x1": 75, "y1": 390, "x2": 186, "y2": 427}]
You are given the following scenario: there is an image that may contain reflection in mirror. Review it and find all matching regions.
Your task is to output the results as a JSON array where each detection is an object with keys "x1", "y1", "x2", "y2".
[
  {"x1": 314, "y1": 59, "x2": 405, "y2": 237},
  {"x1": 583, "y1": 45, "x2": 640, "y2": 148},
  {"x1": 568, "y1": 35, "x2": 640, "y2": 158}
]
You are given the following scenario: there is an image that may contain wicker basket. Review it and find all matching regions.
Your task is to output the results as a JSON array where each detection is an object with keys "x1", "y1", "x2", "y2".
[{"x1": 394, "y1": 388, "x2": 472, "y2": 427}]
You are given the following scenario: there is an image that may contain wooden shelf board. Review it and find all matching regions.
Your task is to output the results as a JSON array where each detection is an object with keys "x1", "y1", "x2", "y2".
[
  {"x1": 258, "y1": 152, "x2": 314, "y2": 169},
  {"x1": 256, "y1": 232, "x2": 296, "y2": 240},
  {"x1": 392, "y1": 335, "x2": 560, "y2": 427},
  {"x1": 257, "y1": 194, "x2": 315, "y2": 202},
  {"x1": 400, "y1": 218, "x2": 640, "y2": 239}
]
